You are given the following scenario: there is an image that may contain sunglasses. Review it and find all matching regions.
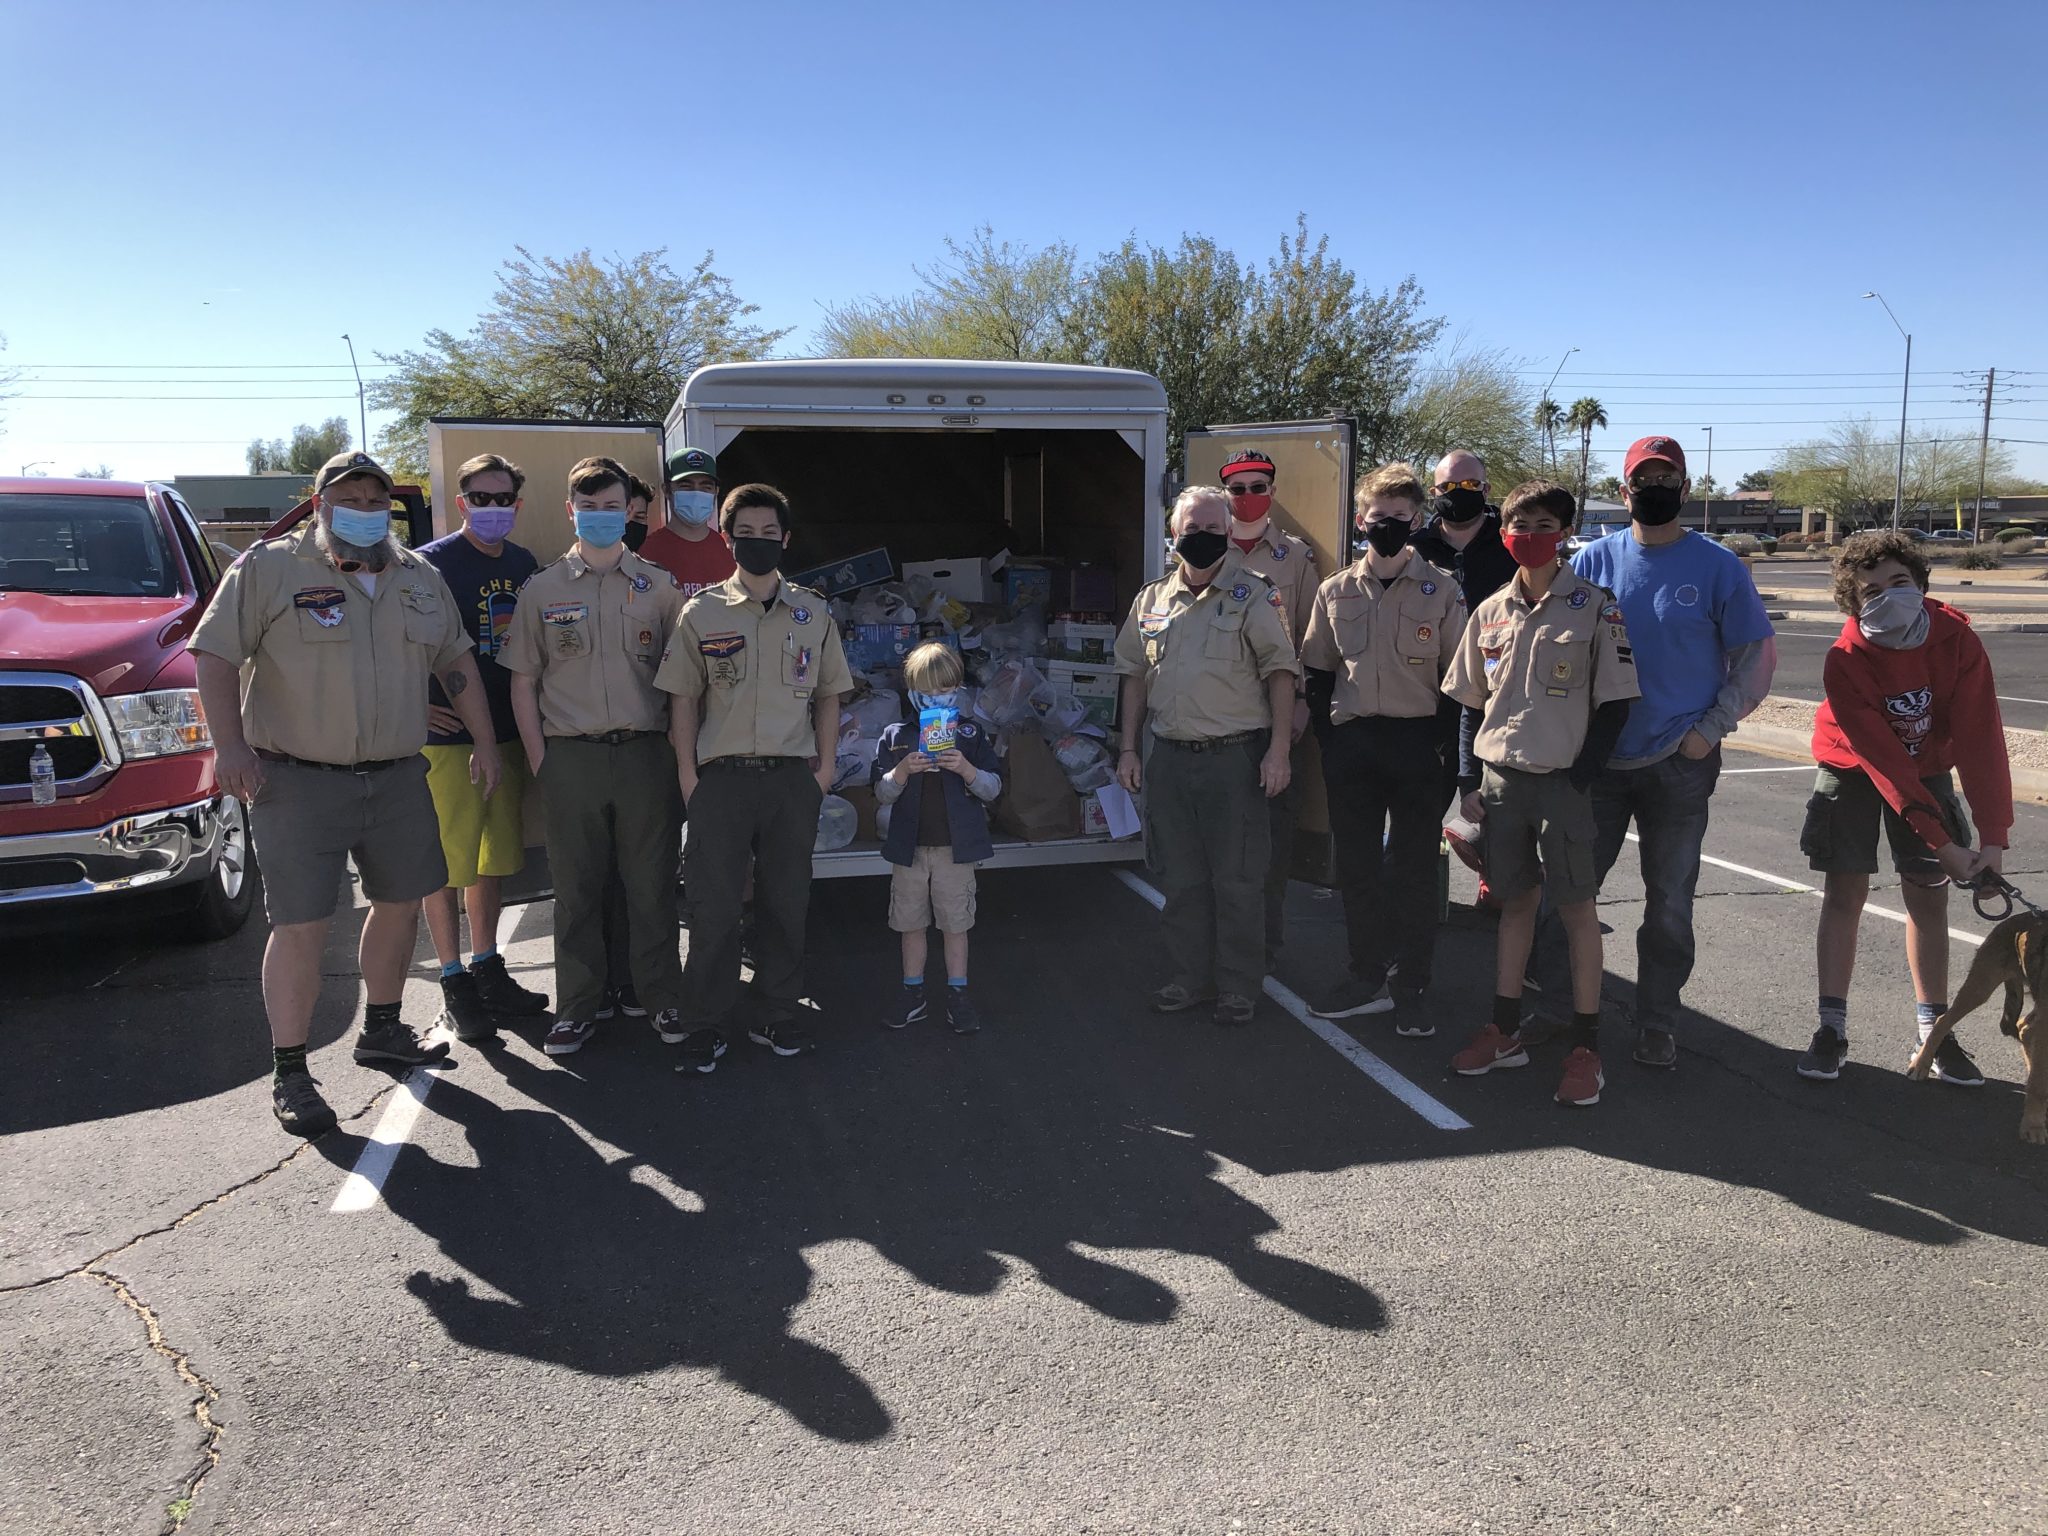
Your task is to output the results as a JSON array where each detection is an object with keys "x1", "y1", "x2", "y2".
[
  {"x1": 462, "y1": 490, "x2": 518, "y2": 508},
  {"x1": 1433, "y1": 478, "x2": 1483, "y2": 494},
  {"x1": 1630, "y1": 472, "x2": 1685, "y2": 490},
  {"x1": 1225, "y1": 481, "x2": 1272, "y2": 495}
]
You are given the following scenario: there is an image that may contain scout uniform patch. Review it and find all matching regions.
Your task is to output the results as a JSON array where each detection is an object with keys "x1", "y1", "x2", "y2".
[
  {"x1": 542, "y1": 602, "x2": 589, "y2": 656},
  {"x1": 293, "y1": 586, "x2": 347, "y2": 627}
]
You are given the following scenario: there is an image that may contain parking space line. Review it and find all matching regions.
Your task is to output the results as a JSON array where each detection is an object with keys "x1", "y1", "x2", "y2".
[
  {"x1": 1720, "y1": 766, "x2": 1815, "y2": 774},
  {"x1": 1113, "y1": 869, "x2": 1471, "y2": 1132},
  {"x1": 1998, "y1": 695, "x2": 2048, "y2": 707},
  {"x1": 331, "y1": 1067, "x2": 442, "y2": 1213}
]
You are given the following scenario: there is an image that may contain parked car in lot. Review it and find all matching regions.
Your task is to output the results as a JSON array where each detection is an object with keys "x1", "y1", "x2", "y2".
[
  {"x1": 1926, "y1": 529, "x2": 1974, "y2": 544},
  {"x1": 0, "y1": 476, "x2": 254, "y2": 936}
]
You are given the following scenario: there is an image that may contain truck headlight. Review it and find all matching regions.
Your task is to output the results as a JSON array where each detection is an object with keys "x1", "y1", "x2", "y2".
[{"x1": 104, "y1": 689, "x2": 213, "y2": 759}]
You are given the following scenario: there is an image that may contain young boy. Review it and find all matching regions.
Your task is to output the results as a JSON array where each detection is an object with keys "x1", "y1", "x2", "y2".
[
  {"x1": 1796, "y1": 530, "x2": 2012, "y2": 1086},
  {"x1": 871, "y1": 643, "x2": 1003, "y2": 1033},
  {"x1": 1441, "y1": 481, "x2": 1639, "y2": 1106}
]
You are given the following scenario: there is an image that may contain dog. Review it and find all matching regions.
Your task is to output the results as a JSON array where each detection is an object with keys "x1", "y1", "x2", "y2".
[{"x1": 1906, "y1": 911, "x2": 2048, "y2": 1144}]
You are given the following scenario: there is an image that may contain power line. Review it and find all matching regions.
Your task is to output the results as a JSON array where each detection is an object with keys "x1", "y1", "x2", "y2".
[
  {"x1": 9, "y1": 361, "x2": 397, "y2": 370},
  {"x1": 22, "y1": 376, "x2": 390, "y2": 385},
  {"x1": 12, "y1": 393, "x2": 363, "y2": 401}
]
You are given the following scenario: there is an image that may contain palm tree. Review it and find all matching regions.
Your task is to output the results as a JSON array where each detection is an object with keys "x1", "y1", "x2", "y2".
[
  {"x1": 1565, "y1": 396, "x2": 1608, "y2": 513},
  {"x1": 1533, "y1": 397, "x2": 1565, "y2": 474}
]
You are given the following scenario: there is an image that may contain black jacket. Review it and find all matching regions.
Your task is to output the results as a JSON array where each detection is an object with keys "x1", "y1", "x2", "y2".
[{"x1": 1409, "y1": 511, "x2": 1517, "y2": 613}]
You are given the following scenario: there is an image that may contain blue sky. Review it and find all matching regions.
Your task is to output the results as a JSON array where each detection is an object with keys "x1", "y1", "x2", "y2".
[{"x1": 4, "y1": 0, "x2": 2044, "y2": 485}]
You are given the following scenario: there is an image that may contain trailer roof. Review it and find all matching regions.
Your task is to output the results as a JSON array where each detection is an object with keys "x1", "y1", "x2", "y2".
[{"x1": 675, "y1": 358, "x2": 1167, "y2": 421}]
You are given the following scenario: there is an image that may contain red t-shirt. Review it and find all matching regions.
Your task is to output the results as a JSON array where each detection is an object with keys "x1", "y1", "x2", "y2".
[{"x1": 638, "y1": 526, "x2": 736, "y2": 596}]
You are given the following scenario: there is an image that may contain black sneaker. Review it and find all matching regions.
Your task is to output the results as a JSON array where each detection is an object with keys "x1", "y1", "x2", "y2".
[
  {"x1": 1633, "y1": 1026, "x2": 1678, "y2": 1070},
  {"x1": 469, "y1": 953, "x2": 549, "y2": 1016},
  {"x1": 946, "y1": 986, "x2": 982, "y2": 1035},
  {"x1": 353, "y1": 1020, "x2": 452, "y2": 1067},
  {"x1": 1391, "y1": 987, "x2": 1434, "y2": 1038},
  {"x1": 889, "y1": 986, "x2": 928, "y2": 1030},
  {"x1": 1149, "y1": 982, "x2": 1215, "y2": 1014},
  {"x1": 595, "y1": 990, "x2": 619, "y2": 1021},
  {"x1": 748, "y1": 1015, "x2": 814, "y2": 1056},
  {"x1": 1310, "y1": 974, "x2": 1393, "y2": 1020},
  {"x1": 1926, "y1": 1034, "x2": 1985, "y2": 1088},
  {"x1": 652, "y1": 1008, "x2": 687, "y2": 1045},
  {"x1": 614, "y1": 985, "x2": 648, "y2": 1019},
  {"x1": 1214, "y1": 993, "x2": 1256, "y2": 1027},
  {"x1": 674, "y1": 1027, "x2": 728, "y2": 1074},
  {"x1": 1797, "y1": 1027, "x2": 1847, "y2": 1081},
  {"x1": 272, "y1": 1071, "x2": 336, "y2": 1138},
  {"x1": 438, "y1": 971, "x2": 499, "y2": 1043},
  {"x1": 543, "y1": 1018, "x2": 595, "y2": 1056}
]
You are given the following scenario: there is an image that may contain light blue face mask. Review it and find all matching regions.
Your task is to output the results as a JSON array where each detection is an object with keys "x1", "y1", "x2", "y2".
[
  {"x1": 909, "y1": 689, "x2": 959, "y2": 712},
  {"x1": 574, "y1": 508, "x2": 628, "y2": 549},
  {"x1": 328, "y1": 505, "x2": 391, "y2": 547},
  {"x1": 672, "y1": 488, "x2": 716, "y2": 526}
]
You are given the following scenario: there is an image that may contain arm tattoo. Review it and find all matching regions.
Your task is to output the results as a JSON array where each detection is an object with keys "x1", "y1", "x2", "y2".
[{"x1": 443, "y1": 669, "x2": 470, "y2": 698}]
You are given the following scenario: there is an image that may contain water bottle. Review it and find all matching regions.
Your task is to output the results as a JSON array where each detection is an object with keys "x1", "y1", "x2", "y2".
[{"x1": 29, "y1": 743, "x2": 57, "y2": 806}]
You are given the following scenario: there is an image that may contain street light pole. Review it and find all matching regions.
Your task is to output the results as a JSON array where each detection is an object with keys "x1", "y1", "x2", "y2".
[
  {"x1": 1699, "y1": 427, "x2": 1713, "y2": 535},
  {"x1": 341, "y1": 333, "x2": 367, "y2": 453},
  {"x1": 1541, "y1": 346, "x2": 1578, "y2": 473},
  {"x1": 20, "y1": 460, "x2": 53, "y2": 476},
  {"x1": 1862, "y1": 292, "x2": 1911, "y2": 531}
]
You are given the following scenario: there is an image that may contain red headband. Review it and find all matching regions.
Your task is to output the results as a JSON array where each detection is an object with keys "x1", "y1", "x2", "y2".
[{"x1": 1222, "y1": 455, "x2": 1276, "y2": 480}]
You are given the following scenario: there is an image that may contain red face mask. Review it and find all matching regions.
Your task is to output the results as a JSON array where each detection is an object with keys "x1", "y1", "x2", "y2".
[
  {"x1": 1502, "y1": 530, "x2": 1564, "y2": 569},
  {"x1": 1229, "y1": 492, "x2": 1273, "y2": 524}
]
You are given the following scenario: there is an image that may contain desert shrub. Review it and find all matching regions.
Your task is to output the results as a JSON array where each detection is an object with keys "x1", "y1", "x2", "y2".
[{"x1": 1955, "y1": 548, "x2": 2003, "y2": 570}]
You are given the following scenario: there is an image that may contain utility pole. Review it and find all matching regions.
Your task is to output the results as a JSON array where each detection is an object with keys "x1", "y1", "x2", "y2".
[
  {"x1": 341, "y1": 333, "x2": 367, "y2": 453},
  {"x1": 1862, "y1": 292, "x2": 1911, "y2": 531},
  {"x1": 1700, "y1": 426, "x2": 1714, "y2": 535},
  {"x1": 1973, "y1": 366, "x2": 1995, "y2": 543}
]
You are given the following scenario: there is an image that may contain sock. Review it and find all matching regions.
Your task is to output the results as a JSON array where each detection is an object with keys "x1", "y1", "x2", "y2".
[
  {"x1": 272, "y1": 1044, "x2": 308, "y2": 1080},
  {"x1": 439, "y1": 960, "x2": 465, "y2": 980},
  {"x1": 904, "y1": 977, "x2": 925, "y2": 989},
  {"x1": 1571, "y1": 1011, "x2": 1601, "y2": 1052},
  {"x1": 364, "y1": 1000, "x2": 402, "y2": 1032},
  {"x1": 1916, "y1": 1001, "x2": 1945, "y2": 1043},
  {"x1": 1818, "y1": 995, "x2": 1848, "y2": 1039},
  {"x1": 948, "y1": 977, "x2": 969, "y2": 989},
  {"x1": 470, "y1": 946, "x2": 497, "y2": 965},
  {"x1": 1492, "y1": 994, "x2": 1521, "y2": 1035}
]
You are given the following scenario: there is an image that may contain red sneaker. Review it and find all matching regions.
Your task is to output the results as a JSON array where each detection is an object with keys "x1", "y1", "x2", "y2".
[
  {"x1": 1556, "y1": 1047, "x2": 1604, "y2": 1106},
  {"x1": 1452, "y1": 1024, "x2": 1529, "y2": 1076}
]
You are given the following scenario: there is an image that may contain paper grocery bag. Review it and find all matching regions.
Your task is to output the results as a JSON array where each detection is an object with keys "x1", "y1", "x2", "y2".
[{"x1": 994, "y1": 726, "x2": 1082, "y2": 842}]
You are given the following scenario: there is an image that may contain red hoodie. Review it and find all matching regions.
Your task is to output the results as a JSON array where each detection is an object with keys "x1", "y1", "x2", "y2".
[{"x1": 1810, "y1": 596, "x2": 2012, "y2": 852}]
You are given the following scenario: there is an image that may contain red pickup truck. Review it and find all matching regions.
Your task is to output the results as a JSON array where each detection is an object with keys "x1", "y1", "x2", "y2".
[{"x1": 0, "y1": 475, "x2": 255, "y2": 936}]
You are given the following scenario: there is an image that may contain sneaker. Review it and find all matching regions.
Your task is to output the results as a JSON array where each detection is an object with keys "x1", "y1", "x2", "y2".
[
  {"x1": 272, "y1": 1071, "x2": 336, "y2": 1138},
  {"x1": 353, "y1": 1020, "x2": 452, "y2": 1067},
  {"x1": 1149, "y1": 982, "x2": 1215, "y2": 1014},
  {"x1": 595, "y1": 991, "x2": 619, "y2": 1022},
  {"x1": 1214, "y1": 993, "x2": 1256, "y2": 1027},
  {"x1": 1451, "y1": 1024, "x2": 1529, "y2": 1076},
  {"x1": 614, "y1": 985, "x2": 648, "y2": 1019},
  {"x1": 674, "y1": 1027, "x2": 728, "y2": 1074},
  {"x1": 1632, "y1": 1026, "x2": 1677, "y2": 1070},
  {"x1": 947, "y1": 986, "x2": 983, "y2": 1035},
  {"x1": 1391, "y1": 987, "x2": 1434, "y2": 1038},
  {"x1": 1556, "y1": 1046, "x2": 1605, "y2": 1106},
  {"x1": 748, "y1": 1015, "x2": 814, "y2": 1056},
  {"x1": 889, "y1": 986, "x2": 928, "y2": 1030},
  {"x1": 1926, "y1": 1034, "x2": 1985, "y2": 1088},
  {"x1": 652, "y1": 1008, "x2": 687, "y2": 1045},
  {"x1": 1310, "y1": 974, "x2": 1393, "y2": 1020},
  {"x1": 438, "y1": 971, "x2": 499, "y2": 1044},
  {"x1": 1796, "y1": 1027, "x2": 1847, "y2": 1081},
  {"x1": 543, "y1": 1018, "x2": 595, "y2": 1056},
  {"x1": 468, "y1": 953, "x2": 549, "y2": 1016}
]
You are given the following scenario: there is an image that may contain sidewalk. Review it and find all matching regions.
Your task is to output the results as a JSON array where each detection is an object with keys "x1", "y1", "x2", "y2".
[{"x1": 1731, "y1": 695, "x2": 2048, "y2": 805}]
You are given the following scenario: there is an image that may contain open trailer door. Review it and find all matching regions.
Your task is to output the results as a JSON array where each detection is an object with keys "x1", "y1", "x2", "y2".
[{"x1": 1183, "y1": 417, "x2": 1356, "y2": 885}]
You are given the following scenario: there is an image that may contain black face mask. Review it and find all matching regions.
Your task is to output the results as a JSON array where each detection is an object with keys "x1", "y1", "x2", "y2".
[
  {"x1": 732, "y1": 535, "x2": 784, "y2": 576},
  {"x1": 1630, "y1": 485, "x2": 1683, "y2": 526},
  {"x1": 622, "y1": 519, "x2": 648, "y2": 552},
  {"x1": 1173, "y1": 528, "x2": 1230, "y2": 571},
  {"x1": 1362, "y1": 518, "x2": 1412, "y2": 558},
  {"x1": 1430, "y1": 487, "x2": 1487, "y2": 525}
]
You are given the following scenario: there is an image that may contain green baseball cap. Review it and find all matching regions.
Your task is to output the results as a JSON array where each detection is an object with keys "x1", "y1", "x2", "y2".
[{"x1": 666, "y1": 446, "x2": 717, "y2": 483}]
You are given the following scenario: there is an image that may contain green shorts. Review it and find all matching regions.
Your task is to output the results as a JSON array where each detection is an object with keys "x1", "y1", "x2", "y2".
[
  {"x1": 1799, "y1": 765, "x2": 1971, "y2": 881},
  {"x1": 1479, "y1": 763, "x2": 1600, "y2": 906},
  {"x1": 424, "y1": 745, "x2": 529, "y2": 887},
  {"x1": 249, "y1": 754, "x2": 446, "y2": 926}
]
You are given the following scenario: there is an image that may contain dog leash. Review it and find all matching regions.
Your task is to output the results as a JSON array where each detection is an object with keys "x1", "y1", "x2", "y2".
[{"x1": 1970, "y1": 871, "x2": 2046, "y2": 922}]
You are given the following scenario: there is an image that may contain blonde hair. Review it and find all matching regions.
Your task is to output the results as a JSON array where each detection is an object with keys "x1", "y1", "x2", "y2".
[
  {"x1": 1171, "y1": 484, "x2": 1230, "y2": 530},
  {"x1": 903, "y1": 642, "x2": 963, "y2": 693},
  {"x1": 1354, "y1": 461, "x2": 1425, "y2": 511}
]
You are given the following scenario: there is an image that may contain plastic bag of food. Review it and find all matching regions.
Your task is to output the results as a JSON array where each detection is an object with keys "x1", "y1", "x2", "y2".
[
  {"x1": 815, "y1": 794, "x2": 858, "y2": 852},
  {"x1": 1051, "y1": 732, "x2": 1114, "y2": 792}
]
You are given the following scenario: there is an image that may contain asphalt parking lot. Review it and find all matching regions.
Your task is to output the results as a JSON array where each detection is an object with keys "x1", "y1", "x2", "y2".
[{"x1": 6, "y1": 745, "x2": 2048, "y2": 1535}]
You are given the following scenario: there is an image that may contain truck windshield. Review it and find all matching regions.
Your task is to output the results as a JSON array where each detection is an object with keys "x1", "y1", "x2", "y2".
[{"x1": 0, "y1": 493, "x2": 176, "y2": 597}]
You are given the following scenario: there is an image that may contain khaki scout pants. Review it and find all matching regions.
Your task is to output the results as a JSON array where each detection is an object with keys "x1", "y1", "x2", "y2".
[
  {"x1": 682, "y1": 759, "x2": 823, "y2": 1026},
  {"x1": 1145, "y1": 731, "x2": 1272, "y2": 1002},
  {"x1": 538, "y1": 733, "x2": 683, "y2": 1023}
]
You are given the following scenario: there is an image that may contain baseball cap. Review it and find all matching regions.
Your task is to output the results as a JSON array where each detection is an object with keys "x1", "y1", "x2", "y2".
[
  {"x1": 1623, "y1": 436, "x2": 1687, "y2": 480},
  {"x1": 666, "y1": 446, "x2": 717, "y2": 483},
  {"x1": 312, "y1": 450, "x2": 394, "y2": 495},
  {"x1": 1220, "y1": 450, "x2": 1277, "y2": 481}
]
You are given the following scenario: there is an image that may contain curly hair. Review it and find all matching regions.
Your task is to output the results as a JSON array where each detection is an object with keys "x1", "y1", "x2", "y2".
[{"x1": 1831, "y1": 530, "x2": 1929, "y2": 615}]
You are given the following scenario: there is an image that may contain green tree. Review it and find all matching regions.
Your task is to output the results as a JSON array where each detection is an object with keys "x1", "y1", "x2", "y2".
[
  {"x1": 818, "y1": 227, "x2": 1084, "y2": 361},
  {"x1": 1565, "y1": 397, "x2": 1607, "y2": 510},
  {"x1": 247, "y1": 416, "x2": 352, "y2": 474},
  {"x1": 1590, "y1": 475, "x2": 1623, "y2": 501},
  {"x1": 1772, "y1": 417, "x2": 2015, "y2": 529},
  {"x1": 372, "y1": 247, "x2": 789, "y2": 474},
  {"x1": 1532, "y1": 397, "x2": 1565, "y2": 474},
  {"x1": 74, "y1": 464, "x2": 114, "y2": 479},
  {"x1": 1382, "y1": 343, "x2": 1546, "y2": 488},
  {"x1": 1736, "y1": 468, "x2": 1773, "y2": 493}
]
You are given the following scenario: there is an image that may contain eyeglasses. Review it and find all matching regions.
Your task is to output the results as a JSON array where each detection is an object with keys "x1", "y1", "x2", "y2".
[
  {"x1": 1433, "y1": 478, "x2": 1483, "y2": 494},
  {"x1": 1630, "y1": 472, "x2": 1685, "y2": 490},
  {"x1": 1225, "y1": 481, "x2": 1272, "y2": 496},
  {"x1": 462, "y1": 490, "x2": 518, "y2": 508}
]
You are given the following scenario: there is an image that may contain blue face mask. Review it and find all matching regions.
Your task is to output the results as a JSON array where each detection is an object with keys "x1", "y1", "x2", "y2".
[
  {"x1": 328, "y1": 505, "x2": 391, "y2": 546},
  {"x1": 672, "y1": 488, "x2": 716, "y2": 526},
  {"x1": 908, "y1": 689, "x2": 958, "y2": 712},
  {"x1": 574, "y1": 508, "x2": 628, "y2": 549}
]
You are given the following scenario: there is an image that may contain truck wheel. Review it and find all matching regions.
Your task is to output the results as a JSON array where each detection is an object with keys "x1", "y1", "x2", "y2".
[{"x1": 177, "y1": 796, "x2": 256, "y2": 941}]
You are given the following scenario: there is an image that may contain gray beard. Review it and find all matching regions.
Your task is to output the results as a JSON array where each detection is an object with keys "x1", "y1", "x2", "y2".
[{"x1": 316, "y1": 521, "x2": 399, "y2": 572}]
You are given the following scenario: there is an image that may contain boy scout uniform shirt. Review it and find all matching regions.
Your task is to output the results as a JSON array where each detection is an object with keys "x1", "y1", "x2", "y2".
[
  {"x1": 497, "y1": 548, "x2": 687, "y2": 736},
  {"x1": 1231, "y1": 522, "x2": 1319, "y2": 660},
  {"x1": 1441, "y1": 564, "x2": 1640, "y2": 772},
  {"x1": 654, "y1": 574, "x2": 853, "y2": 762},
  {"x1": 1112, "y1": 553, "x2": 1300, "y2": 741},
  {"x1": 1301, "y1": 554, "x2": 1467, "y2": 723},
  {"x1": 188, "y1": 523, "x2": 471, "y2": 763}
]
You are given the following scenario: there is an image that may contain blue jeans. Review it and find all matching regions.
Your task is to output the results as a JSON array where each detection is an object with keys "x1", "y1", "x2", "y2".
[{"x1": 1532, "y1": 746, "x2": 1721, "y2": 1031}]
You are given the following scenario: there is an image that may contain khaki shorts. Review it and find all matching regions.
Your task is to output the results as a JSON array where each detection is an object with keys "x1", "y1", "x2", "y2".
[
  {"x1": 888, "y1": 846, "x2": 978, "y2": 933},
  {"x1": 425, "y1": 745, "x2": 529, "y2": 887},
  {"x1": 1799, "y1": 766, "x2": 1971, "y2": 881},
  {"x1": 1479, "y1": 763, "x2": 1599, "y2": 906},
  {"x1": 249, "y1": 754, "x2": 447, "y2": 926}
]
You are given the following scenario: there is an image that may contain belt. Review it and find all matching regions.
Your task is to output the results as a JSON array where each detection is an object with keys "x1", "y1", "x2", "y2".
[
  {"x1": 704, "y1": 755, "x2": 805, "y2": 771},
  {"x1": 1155, "y1": 730, "x2": 1261, "y2": 753},
  {"x1": 254, "y1": 748, "x2": 412, "y2": 775},
  {"x1": 571, "y1": 729, "x2": 659, "y2": 746}
]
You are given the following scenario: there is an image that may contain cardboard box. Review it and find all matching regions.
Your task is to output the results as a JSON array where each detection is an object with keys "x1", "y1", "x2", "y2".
[
  {"x1": 837, "y1": 784, "x2": 880, "y2": 843},
  {"x1": 1048, "y1": 619, "x2": 1117, "y2": 663},
  {"x1": 848, "y1": 622, "x2": 918, "y2": 673},
  {"x1": 1002, "y1": 562, "x2": 1058, "y2": 611},
  {"x1": 790, "y1": 547, "x2": 894, "y2": 597},
  {"x1": 1063, "y1": 563, "x2": 1117, "y2": 613},
  {"x1": 1045, "y1": 659, "x2": 1118, "y2": 732},
  {"x1": 904, "y1": 556, "x2": 1004, "y2": 604}
]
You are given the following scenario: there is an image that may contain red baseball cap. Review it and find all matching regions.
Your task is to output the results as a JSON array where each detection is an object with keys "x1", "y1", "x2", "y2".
[
  {"x1": 1221, "y1": 450, "x2": 1277, "y2": 481},
  {"x1": 1623, "y1": 436, "x2": 1687, "y2": 479}
]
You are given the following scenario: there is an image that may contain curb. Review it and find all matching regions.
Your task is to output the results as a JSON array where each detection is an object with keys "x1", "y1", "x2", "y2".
[
  {"x1": 1729, "y1": 705, "x2": 2048, "y2": 807},
  {"x1": 1767, "y1": 609, "x2": 2048, "y2": 633}
]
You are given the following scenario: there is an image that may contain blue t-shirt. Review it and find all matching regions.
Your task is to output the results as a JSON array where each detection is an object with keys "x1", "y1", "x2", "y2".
[
  {"x1": 419, "y1": 531, "x2": 540, "y2": 745},
  {"x1": 1572, "y1": 529, "x2": 1774, "y2": 763}
]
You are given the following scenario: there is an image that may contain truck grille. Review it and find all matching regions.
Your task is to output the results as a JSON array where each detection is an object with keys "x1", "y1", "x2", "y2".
[{"x1": 0, "y1": 673, "x2": 115, "y2": 800}]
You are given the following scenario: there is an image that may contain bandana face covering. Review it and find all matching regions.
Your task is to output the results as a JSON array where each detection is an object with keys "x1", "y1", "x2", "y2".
[{"x1": 1859, "y1": 584, "x2": 1930, "y2": 649}]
